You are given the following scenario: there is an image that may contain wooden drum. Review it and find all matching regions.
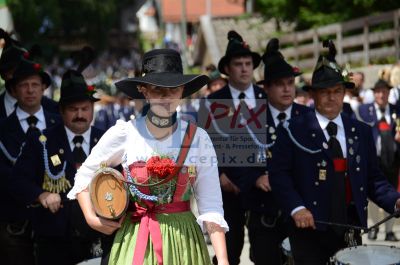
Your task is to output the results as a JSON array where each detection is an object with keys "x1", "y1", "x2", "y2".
[{"x1": 89, "y1": 166, "x2": 129, "y2": 220}]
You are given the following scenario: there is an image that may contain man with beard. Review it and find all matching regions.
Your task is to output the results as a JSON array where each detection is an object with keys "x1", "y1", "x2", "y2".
[{"x1": 10, "y1": 53, "x2": 105, "y2": 265}]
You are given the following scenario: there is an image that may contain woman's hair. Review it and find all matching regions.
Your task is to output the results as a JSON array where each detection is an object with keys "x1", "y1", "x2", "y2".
[
  {"x1": 390, "y1": 64, "x2": 400, "y2": 87},
  {"x1": 378, "y1": 66, "x2": 391, "y2": 83}
]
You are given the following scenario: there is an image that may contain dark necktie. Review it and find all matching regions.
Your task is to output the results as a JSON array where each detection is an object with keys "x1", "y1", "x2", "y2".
[
  {"x1": 277, "y1": 112, "x2": 287, "y2": 126},
  {"x1": 378, "y1": 108, "x2": 395, "y2": 168},
  {"x1": 26, "y1": 115, "x2": 39, "y2": 134},
  {"x1": 326, "y1": 121, "x2": 347, "y2": 227},
  {"x1": 72, "y1": 135, "x2": 87, "y2": 165},
  {"x1": 238, "y1": 92, "x2": 248, "y2": 109}
]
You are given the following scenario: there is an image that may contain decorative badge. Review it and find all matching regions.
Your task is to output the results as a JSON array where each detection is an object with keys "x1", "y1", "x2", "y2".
[
  {"x1": 40, "y1": 136, "x2": 70, "y2": 194},
  {"x1": 104, "y1": 192, "x2": 113, "y2": 201},
  {"x1": 39, "y1": 135, "x2": 47, "y2": 143},
  {"x1": 319, "y1": 169, "x2": 327, "y2": 181},
  {"x1": 50, "y1": 154, "x2": 62, "y2": 166}
]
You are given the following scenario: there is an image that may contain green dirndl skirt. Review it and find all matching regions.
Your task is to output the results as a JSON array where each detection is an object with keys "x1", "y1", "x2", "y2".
[{"x1": 108, "y1": 211, "x2": 211, "y2": 265}]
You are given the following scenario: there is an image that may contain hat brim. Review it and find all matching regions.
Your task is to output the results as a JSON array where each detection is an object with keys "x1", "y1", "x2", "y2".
[
  {"x1": 218, "y1": 52, "x2": 261, "y2": 76},
  {"x1": 59, "y1": 95, "x2": 100, "y2": 105},
  {"x1": 6, "y1": 71, "x2": 52, "y2": 90},
  {"x1": 303, "y1": 80, "x2": 355, "y2": 91},
  {"x1": 256, "y1": 71, "x2": 302, "y2": 85},
  {"x1": 372, "y1": 84, "x2": 392, "y2": 90},
  {"x1": 115, "y1": 73, "x2": 209, "y2": 99}
]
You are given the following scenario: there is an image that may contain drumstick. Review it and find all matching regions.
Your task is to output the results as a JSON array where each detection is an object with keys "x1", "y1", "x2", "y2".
[
  {"x1": 315, "y1": 220, "x2": 367, "y2": 231},
  {"x1": 365, "y1": 210, "x2": 400, "y2": 233},
  {"x1": 316, "y1": 209, "x2": 400, "y2": 234}
]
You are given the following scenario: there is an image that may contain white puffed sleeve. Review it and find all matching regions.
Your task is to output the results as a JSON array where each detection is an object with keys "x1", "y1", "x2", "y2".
[
  {"x1": 193, "y1": 127, "x2": 229, "y2": 232},
  {"x1": 67, "y1": 120, "x2": 129, "y2": 199}
]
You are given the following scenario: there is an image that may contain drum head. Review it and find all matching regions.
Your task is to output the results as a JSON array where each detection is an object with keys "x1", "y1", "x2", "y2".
[
  {"x1": 89, "y1": 167, "x2": 128, "y2": 220},
  {"x1": 334, "y1": 245, "x2": 400, "y2": 265}
]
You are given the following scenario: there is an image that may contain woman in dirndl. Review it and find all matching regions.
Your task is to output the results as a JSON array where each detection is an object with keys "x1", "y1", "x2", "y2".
[{"x1": 67, "y1": 49, "x2": 229, "y2": 265}]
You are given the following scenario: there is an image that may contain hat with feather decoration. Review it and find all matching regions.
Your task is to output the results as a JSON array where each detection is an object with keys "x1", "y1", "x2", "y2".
[{"x1": 303, "y1": 40, "x2": 354, "y2": 91}]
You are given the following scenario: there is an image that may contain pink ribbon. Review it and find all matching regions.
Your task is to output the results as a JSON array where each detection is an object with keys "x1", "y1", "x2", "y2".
[{"x1": 131, "y1": 201, "x2": 190, "y2": 265}]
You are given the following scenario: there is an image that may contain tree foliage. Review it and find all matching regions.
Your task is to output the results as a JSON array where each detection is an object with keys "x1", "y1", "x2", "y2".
[
  {"x1": 255, "y1": 0, "x2": 400, "y2": 30},
  {"x1": 6, "y1": 0, "x2": 132, "y2": 53}
]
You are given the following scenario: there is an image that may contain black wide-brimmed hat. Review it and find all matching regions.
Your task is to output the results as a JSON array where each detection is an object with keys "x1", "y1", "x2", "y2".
[
  {"x1": 217, "y1": 31, "x2": 261, "y2": 76},
  {"x1": 59, "y1": 47, "x2": 99, "y2": 105},
  {"x1": 115, "y1": 49, "x2": 209, "y2": 99},
  {"x1": 6, "y1": 57, "x2": 51, "y2": 90},
  {"x1": 303, "y1": 40, "x2": 354, "y2": 91},
  {"x1": 257, "y1": 38, "x2": 301, "y2": 84}
]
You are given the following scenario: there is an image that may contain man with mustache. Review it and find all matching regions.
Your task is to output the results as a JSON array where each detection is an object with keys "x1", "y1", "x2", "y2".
[
  {"x1": 0, "y1": 57, "x2": 61, "y2": 265},
  {"x1": 10, "y1": 58, "x2": 105, "y2": 265},
  {"x1": 269, "y1": 40, "x2": 400, "y2": 265}
]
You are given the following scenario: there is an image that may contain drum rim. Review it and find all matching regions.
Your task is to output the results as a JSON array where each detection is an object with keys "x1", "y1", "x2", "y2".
[
  {"x1": 333, "y1": 244, "x2": 400, "y2": 263},
  {"x1": 89, "y1": 167, "x2": 129, "y2": 220},
  {"x1": 336, "y1": 244, "x2": 400, "y2": 252}
]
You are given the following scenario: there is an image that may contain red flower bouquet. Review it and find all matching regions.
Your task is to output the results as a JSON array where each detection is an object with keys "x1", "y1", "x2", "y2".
[{"x1": 146, "y1": 156, "x2": 176, "y2": 179}]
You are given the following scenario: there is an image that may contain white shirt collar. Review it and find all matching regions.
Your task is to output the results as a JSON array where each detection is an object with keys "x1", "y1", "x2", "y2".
[
  {"x1": 228, "y1": 83, "x2": 256, "y2": 109},
  {"x1": 374, "y1": 102, "x2": 391, "y2": 123},
  {"x1": 315, "y1": 110, "x2": 344, "y2": 131},
  {"x1": 64, "y1": 126, "x2": 91, "y2": 146},
  {"x1": 4, "y1": 90, "x2": 17, "y2": 116},
  {"x1": 268, "y1": 103, "x2": 293, "y2": 127},
  {"x1": 16, "y1": 106, "x2": 46, "y2": 132},
  {"x1": 315, "y1": 111, "x2": 347, "y2": 157}
]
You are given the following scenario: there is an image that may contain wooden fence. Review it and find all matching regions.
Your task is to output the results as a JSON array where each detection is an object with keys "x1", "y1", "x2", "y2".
[{"x1": 278, "y1": 9, "x2": 400, "y2": 70}]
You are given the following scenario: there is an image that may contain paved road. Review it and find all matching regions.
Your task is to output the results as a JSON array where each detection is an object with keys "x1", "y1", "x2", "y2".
[{"x1": 78, "y1": 217, "x2": 400, "y2": 265}]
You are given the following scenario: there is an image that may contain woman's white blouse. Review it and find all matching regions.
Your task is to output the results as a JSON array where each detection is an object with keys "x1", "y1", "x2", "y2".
[{"x1": 67, "y1": 118, "x2": 228, "y2": 232}]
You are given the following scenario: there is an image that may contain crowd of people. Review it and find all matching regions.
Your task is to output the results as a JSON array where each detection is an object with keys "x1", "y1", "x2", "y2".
[{"x1": 1, "y1": 26, "x2": 400, "y2": 265}]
